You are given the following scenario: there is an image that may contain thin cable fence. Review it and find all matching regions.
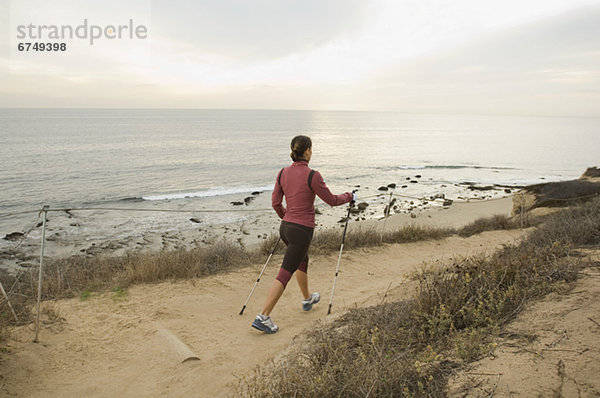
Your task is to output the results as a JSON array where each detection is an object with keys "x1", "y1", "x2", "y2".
[{"x1": 0, "y1": 205, "x2": 274, "y2": 219}]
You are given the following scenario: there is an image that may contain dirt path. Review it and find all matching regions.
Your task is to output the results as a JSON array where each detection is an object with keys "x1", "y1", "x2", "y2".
[{"x1": 2, "y1": 230, "x2": 525, "y2": 397}]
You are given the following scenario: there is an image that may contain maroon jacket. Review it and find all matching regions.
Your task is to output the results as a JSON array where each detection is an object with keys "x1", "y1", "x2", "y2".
[{"x1": 272, "y1": 160, "x2": 353, "y2": 228}]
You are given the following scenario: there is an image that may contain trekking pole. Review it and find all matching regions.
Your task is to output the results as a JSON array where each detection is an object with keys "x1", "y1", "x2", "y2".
[
  {"x1": 239, "y1": 237, "x2": 281, "y2": 315},
  {"x1": 327, "y1": 190, "x2": 356, "y2": 315}
]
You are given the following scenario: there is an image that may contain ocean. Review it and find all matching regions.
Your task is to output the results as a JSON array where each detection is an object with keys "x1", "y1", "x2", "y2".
[{"x1": 1, "y1": 108, "x2": 599, "y2": 249}]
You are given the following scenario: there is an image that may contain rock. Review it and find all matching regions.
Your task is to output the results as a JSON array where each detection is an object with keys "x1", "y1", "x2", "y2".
[
  {"x1": 410, "y1": 180, "x2": 418, "y2": 184},
  {"x1": 443, "y1": 199, "x2": 453, "y2": 206},
  {"x1": 432, "y1": 193, "x2": 445, "y2": 200},
  {"x1": 189, "y1": 217, "x2": 202, "y2": 224},
  {"x1": 4, "y1": 232, "x2": 24, "y2": 241},
  {"x1": 230, "y1": 201, "x2": 244, "y2": 206},
  {"x1": 504, "y1": 189, "x2": 512, "y2": 194},
  {"x1": 251, "y1": 191, "x2": 261, "y2": 195},
  {"x1": 410, "y1": 213, "x2": 417, "y2": 219},
  {"x1": 350, "y1": 207, "x2": 361, "y2": 215},
  {"x1": 512, "y1": 178, "x2": 600, "y2": 215},
  {"x1": 468, "y1": 185, "x2": 495, "y2": 191},
  {"x1": 383, "y1": 199, "x2": 397, "y2": 216},
  {"x1": 406, "y1": 177, "x2": 411, "y2": 180},
  {"x1": 580, "y1": 167, "x2": 600, "y2": 181},
  {"x1": 401, "y1": 185, "x2": 408, "y2": 188},
  {"x1": 387, "y1": 183, "x2": 396, "y2": 189},
  {"x1": 415, "y1": 175, "x2": 422, "y2": 178},
  {"x1": 357, "y1": 202, "x2": 369, "y2": 211},
  {"x1": 315, "y1": 208, "x2": 322, "y2": 215},
  {"x1": 244, "y1": 196, "x2": 255, "y2": 205},
  {"x1": 378, "y1": 186, "x2": 388, "y2": 191}
]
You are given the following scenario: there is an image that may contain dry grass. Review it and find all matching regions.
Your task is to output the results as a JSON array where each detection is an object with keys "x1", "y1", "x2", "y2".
[
  {"x1": 238, "y1": 198, "x2": 600, "y2": 397},
  {"x1": 0, "y1": 202, "x2": 559, "y2": 342}
]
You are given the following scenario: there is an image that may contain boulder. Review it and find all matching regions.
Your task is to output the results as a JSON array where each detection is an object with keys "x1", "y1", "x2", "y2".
[
  {"x1": 189, "y1": 218, "x2": 202, "y2": 224},
  {"x1": 511, "y1": 177, "x2": 600, "y2": 215},
  {"x1": 4, "y1": 232, "x2": 24, "y2": 241},
  {"x1": 230, "y1": 201, "x2": 244, "y2": 206},
  {"x1": 387, "y1": 183, "x2": 396, "y2": 189},
  {"x1": 357, "y1": 202, "x2": 369, "y2": 211},
  {"x1": 468, "y1": 185, "x2": 495, "y2": 191},
  {"x1": 378, "y1": 186, "x2": 389, "y2": 191},
  {"x1": 244, "y1": 196, "x2": 255, "y2": 205},
  {"x1": 580, "y1": 167, "x2": 600, "y2": 181}
]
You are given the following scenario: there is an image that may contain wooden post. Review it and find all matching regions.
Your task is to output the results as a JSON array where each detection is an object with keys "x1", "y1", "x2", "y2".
[{"x1": 520, "y1": 193, "x2": 524, "y2": 229}]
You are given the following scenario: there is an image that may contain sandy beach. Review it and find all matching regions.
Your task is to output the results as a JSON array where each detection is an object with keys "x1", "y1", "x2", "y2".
[{"x1": 0, "y1": 186, "x2": 512, "y2": 273}]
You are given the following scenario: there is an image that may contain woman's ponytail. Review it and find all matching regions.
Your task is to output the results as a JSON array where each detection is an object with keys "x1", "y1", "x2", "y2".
[{"x1": 290, "y1": 135, "x2": 312, "y2": 161}]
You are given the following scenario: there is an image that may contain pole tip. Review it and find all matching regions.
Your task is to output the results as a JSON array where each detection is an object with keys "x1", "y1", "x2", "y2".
[{"x1": 239, "y1": 306, "x2": 246, "y2": 315}]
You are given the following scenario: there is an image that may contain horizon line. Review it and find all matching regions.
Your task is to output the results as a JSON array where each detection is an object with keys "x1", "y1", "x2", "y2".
[{"x1": 0, "y1": 107, "x2": 597, "y2": 120}]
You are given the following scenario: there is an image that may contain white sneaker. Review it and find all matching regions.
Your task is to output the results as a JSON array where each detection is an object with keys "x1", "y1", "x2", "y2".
[
  {"x1": 302, "y1": 292, "x2": 321, "y2": 311},
  {"x1": 251, "y1": 314, "x2": 279, "y2": 334}
]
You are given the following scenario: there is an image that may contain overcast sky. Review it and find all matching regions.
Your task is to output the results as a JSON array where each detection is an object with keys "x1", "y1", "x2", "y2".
[{"x1": 1, "y1": 0, "x2": 599, "y2": 116}]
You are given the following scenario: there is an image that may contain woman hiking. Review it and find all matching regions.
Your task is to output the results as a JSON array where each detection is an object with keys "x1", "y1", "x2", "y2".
[{"x1": 252, "y1": 135, "x2": 356, "y2": 334}]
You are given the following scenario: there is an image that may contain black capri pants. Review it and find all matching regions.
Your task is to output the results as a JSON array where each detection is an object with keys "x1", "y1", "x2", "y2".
[{"x1": 275, "y1": 221, "x2": 314, "y2": 287}]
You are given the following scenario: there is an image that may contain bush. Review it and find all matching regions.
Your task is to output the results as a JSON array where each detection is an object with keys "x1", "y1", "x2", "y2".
[{"x1": 239, "y1": 199, "x2": 599, "y2": 397}]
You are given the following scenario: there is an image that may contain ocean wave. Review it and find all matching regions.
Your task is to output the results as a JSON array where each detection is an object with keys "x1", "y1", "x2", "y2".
[
  {"x1": 140, "y1": 184, "x2": 274, "y2": 201},
  {"x1": 394, "y1": 165, "x2": 516, "y2": 170}
]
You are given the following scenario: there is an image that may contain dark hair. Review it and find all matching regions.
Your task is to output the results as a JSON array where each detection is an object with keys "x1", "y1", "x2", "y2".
[{"x1": 290, "y1": 135, "x2": 312, "y2": 161}]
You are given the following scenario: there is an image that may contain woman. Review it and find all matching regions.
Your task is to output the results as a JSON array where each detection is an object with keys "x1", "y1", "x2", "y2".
[{"x1": 252, "y1": 135, "x2": 356, "y2": 334}]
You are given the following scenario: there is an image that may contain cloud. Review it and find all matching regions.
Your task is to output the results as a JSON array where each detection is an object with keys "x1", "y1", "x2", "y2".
[
  {"x1": 358, "y1": 4, "x2": 600, "y2": 116},
  {"x1": 150, "y1": 0, "x2": 369, "y2": 60},
  {"x1": 2, "y1": 0, "x2": 600, "y2": 116}
]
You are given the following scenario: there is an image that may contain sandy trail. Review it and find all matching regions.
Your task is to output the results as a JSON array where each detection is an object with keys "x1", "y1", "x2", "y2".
[{"x1": 2, "y1": 228, "x2": 525, "y2": 397}]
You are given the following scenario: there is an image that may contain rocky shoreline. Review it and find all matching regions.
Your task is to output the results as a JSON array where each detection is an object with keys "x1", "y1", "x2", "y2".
[{"x1": 0, "y1": 177, "x2": 535, "y2": 273}]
